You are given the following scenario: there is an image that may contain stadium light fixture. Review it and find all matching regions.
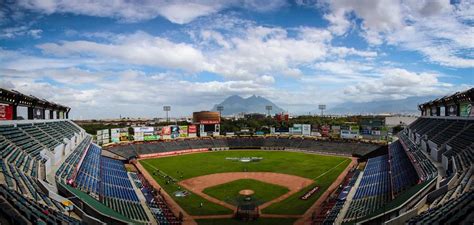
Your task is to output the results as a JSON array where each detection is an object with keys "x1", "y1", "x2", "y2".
[
  {"x1": 318, "y1": 104, "x2": 326, "y2": 117},
  {"x1": 163, "y1": 106, "x2": 171, "y2": 122},
  {"x1": 265, "y1": 105, "x2": 272, "y2": 117},
  {"x1": 217, "y1": 105, "x2": 224, "y2": 117}
]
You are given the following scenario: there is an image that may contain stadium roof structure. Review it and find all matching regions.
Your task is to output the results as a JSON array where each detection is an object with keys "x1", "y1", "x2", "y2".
[
  {"x1": 0, "y1": 88, "x2": 69, "y2": 111},
  {"x1": 418, "y1": 88, "x2": 474, "y2": 110}
]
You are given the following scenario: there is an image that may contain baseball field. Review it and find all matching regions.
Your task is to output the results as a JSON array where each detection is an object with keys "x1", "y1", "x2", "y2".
[{"x1": 139, "y1": 150, "x2": 351, "y2": 223}]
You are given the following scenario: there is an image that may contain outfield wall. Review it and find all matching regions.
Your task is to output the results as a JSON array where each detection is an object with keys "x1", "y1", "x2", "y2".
[{"x1": 108, "y1": 137, "x2": 382, "y2": 159}]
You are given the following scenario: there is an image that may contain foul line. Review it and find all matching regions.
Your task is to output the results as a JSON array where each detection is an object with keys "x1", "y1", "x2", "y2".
[
  {"x1": 141, "y1": 160, "x2": 179, "y2": 183},
  {"x1": 313, "y1": 158, "x2": 350, "y2": 180}
]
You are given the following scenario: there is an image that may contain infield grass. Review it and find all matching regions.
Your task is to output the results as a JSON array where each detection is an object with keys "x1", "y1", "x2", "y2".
[
  {"x1": 203, "y1": 179, "x2": 289, "y2": 206},
  {"x1": 140, "y1": 150, "x2": 349, "y2": 216}
]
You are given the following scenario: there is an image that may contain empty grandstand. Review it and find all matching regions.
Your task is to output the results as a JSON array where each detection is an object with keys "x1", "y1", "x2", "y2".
[
  {"x1": 0, "y1": 87, "x2": 472, "y2": 225},
  {"x1": 317, "y1": 89, "x2": 473, "y2": 225}
]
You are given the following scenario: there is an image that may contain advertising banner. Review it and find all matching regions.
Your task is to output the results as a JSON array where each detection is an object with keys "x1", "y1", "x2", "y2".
[
  {"x1": 144, "y1": 135, "x2": 160, "y2": 141},
  {"x1": 321, "y1": 125, "x2": 330, "y2": 137},
  {"x1": 0, "y1": 104, "x2": 13, "y2": 120},
  {"x1": 350, "y1": 125, "x2": 360, "y2": 131},
  {"x1": 431, "y1": 107, "x2": 438, "y2": 116},
  {"x1": 134, "y1": 136, "x2": 144, "y2": 141},
  {"x1": 167, "y1": 125, "x2": 179, "y2": 139},
  {"x1": 293, "y1": 124, "x2": 303, "y2": 134},
  {"x1": 302, "y1": 124, "x2": 311, "y2": 136},
  {"x1": 161, "y1": 126, "x2": 171, "y2": 135},
  {"x1": 33, "y1": 108, "x2": 44, "y2": 119},
  {"x1": 460, "y1": 103, "x2": 471, "y2": 117},
  {"x1": 171, "y1": 125, "x2": 179, "y2": 134},
  {"x1": 200, "y1": 124, "x2": 205, "y2": 134},
  {"x1": 119, "y1": 128, "x2": 129, "y2": 141},
  {"x1": 188, "y1": 125, "x2": 197, "y2": 133},
  {"x1": 111, "y1": 128, "x2": 120, "y2": 143},
  {"x1": 134, "y1": 127, "x2": 154, "y2": 133},
  {"x1": 447, "y1": 104, "x2": 458, "y2": 116},
  {"x1": 139, "y1": 148, "x2": 209, "y2": 159},
  {"x1": 200, "y1": 120, "x2": 220, "y2": 124},
  {"x1": 179, "y1": 125, "x2": 188, "y2": 137},
  {"x1": 275, "y1": 127, "x2": 289, "y2": 133}
]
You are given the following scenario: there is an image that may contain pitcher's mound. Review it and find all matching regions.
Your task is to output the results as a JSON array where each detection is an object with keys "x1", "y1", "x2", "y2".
[{"x1": 239, "y1": 189, "x2": 255, "y2": 196}]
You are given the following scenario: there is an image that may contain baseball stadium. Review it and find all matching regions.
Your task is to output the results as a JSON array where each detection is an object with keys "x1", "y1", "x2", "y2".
[{"x1": 0, "y1": 87, "x2": 472, "y2": 225}]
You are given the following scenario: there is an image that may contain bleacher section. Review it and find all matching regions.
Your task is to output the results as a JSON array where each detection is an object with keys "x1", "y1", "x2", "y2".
[
  {"x1": 108, "y1": 137, "x2": 382, "y2": 159},
  {"x1": 0, "y1": 184, "x2": 80, "y2": 224},
  {"x1": 315, "y1": 170, "x2": 360, "y2": 225},
  {"x1": 344, "y1": 155, "x2": 391, "y2": 221},
  {"x1": 63, "y1": 141, "x2": 151, "y2": 223},
  {"x1": 399, "y1": 133, "x2": 437, "y2": 180},
  {"x1": 131, "y1": 172, "x2": 181, "y2": 224},
  {"x1": 75, "y1": 144, "x2": 100, "y2": 197},
  {"x1": 56, "y1": 135, "x2": 92, "y2": 183},
  {"x1": 389, "y1": 141, "x2": 419, "y2": 196},
  {"x1": 408, "y1": 190, "x2": 473, "y2": 225},
  {"x1": 382, "y1": 116, "x2": 473, "y2": 225},
  {"x1": 0, "y1": 121, "x2": 84, "y2": 225}
]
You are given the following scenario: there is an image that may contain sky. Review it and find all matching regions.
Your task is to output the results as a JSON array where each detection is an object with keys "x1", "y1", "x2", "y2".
[{"x1": 0, "y1": 0, "x2": 473, "y2": 119}]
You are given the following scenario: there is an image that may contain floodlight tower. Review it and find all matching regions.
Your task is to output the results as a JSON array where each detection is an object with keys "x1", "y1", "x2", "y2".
[
  {"x1": 217, "y1": 105, "x2": 224, "y2": 118},
  {"x1": 163, "y1": 106, "x2": 171, "y2": 122},
  {"x1": 265, "y1": 105, "x2": 272, "y2": 117},
  {"x1": 318, "y1": 104, "x2": 326, "y2": 117}
]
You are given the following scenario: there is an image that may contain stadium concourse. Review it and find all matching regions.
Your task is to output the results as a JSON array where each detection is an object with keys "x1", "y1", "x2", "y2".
[{"x1": 0, "y1": 88, "x2": 472, "y2": 225}]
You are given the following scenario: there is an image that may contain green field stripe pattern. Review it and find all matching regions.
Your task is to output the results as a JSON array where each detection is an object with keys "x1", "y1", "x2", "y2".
[
  {"x1": 140, "y1": 150, "x2": 349, "y2": 216},
  {"x1": 196, "y1": 218, "x2": 298, "y2": 225},
  {"x1": 203, "y1": 179, "x2": 289, "y2": 206},
  {"x1": 262, "y1": 158, "x2": 351, "y2": 214},
  {"x1": 140, "y1": 160, "x2": 233, "y2": 215}
]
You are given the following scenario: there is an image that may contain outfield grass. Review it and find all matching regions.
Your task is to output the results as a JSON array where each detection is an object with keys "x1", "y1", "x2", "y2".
[
  {"x1": 140, "y1": 150, "x2": 349, "y2": 216},
  {"x1": 203, "y1": 179, "x2": 289, "y2": 206},
  {"x1": 196, "y1": 218, "x2": 297, "y2": 225}
]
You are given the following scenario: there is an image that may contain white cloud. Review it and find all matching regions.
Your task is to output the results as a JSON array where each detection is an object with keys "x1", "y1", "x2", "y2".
[
  {"x1": 320, "y1": 0, "x2": 474, "y2": 68},
  {"x1": 0, "y1": 26, "x2": 42, "y2": 39},
  {"x1": 37, "y1": 31, "x2": 208, "y2": 72},
  {"x1": 343, "y1": 68, "x2": 455, "y2": 102},
  {"x1": 314, "y1": 60, "x2": 374, "y2": 77},
  {"x1": 205, "y1": 26, "x2": 329, "y2": 79},
  {"x1": 16, "y1": 0, "x2": 286, "y2": 24}
]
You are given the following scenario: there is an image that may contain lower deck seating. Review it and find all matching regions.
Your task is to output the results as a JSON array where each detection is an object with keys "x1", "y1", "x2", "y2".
[
  {"x1": 389, "y1": 141, "x2": 419, "y2": 195},
  {"x1": 345, "y1": 155, "x2": 391, "y2": 221},
  {"x1": 131, "y1": 172, "x2": 181, "y2": 224},
  {"x1": 100, "y1": 156, "x2": 148, "y2": 222},
  {"x1": 75, "y1": 144, "x2": 101, "y2": 196},
  {"x1": 108, "y1": 137, "x2": 382, "y2": 159},
  {"x1": 55, "y1": 136, "x2": 92, "y2": 182}
]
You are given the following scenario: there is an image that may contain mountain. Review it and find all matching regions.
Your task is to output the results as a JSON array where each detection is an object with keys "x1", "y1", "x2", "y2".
[
  {"x1": 212, "y1": 95, "x2": 285, "y2": 116},
  {"x1": 325, "y1": 96, "x2": 438, "y2": 115}
]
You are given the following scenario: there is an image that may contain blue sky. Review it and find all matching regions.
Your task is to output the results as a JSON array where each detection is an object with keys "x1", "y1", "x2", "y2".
[{"x1": 0, "y1": 0, "x2": 473, "y2": 119}]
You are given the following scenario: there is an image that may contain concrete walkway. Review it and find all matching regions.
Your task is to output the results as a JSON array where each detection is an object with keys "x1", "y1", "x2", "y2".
[{"x1": 335, "y1": 170, "x2": 364, "y2": 224}]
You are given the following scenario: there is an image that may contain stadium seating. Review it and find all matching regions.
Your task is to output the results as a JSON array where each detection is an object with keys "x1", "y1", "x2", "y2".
[
  {"x1": 55, "y1": 136, "x2": 92, "y2": 183},
  {"x1": 344, "y1": 155, "x2": 392, "y2": 221},
  {"x1": 408, "y1": 190, "x2": 473, "y2": 225},
  {"x1": 75, "y1": 144, "x2": 101, "y2": 196},
  {"x1": 108, "y1": 136, "x2": 382, "y2": 160},
  {"x1": 131, "y1": 172, "x2": 181, "y2": 224},
  {"x1": 389, "y1": 141, "x2": 419, "y2": 195},
  {"x1": 0, "y1": 184, "x2": 80, "y2": 225},
  {"x1": 100, "y1": 156, "x2": 148, "y2": 222},
  {"x1": 318, "y1": 170, "x2": 360, "y2": 225}
]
